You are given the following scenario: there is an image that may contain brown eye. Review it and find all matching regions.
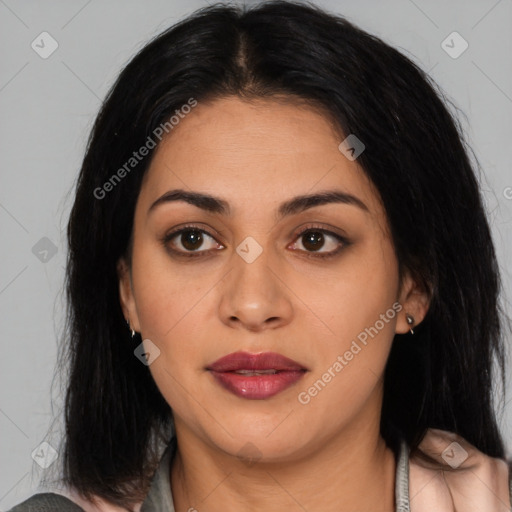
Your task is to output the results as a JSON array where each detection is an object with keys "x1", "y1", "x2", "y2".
[
  {"x1": 301, "y1": 231, "x2": 326, "y2": 252},
  {"x1": 290, "y1": 226, "x2": 348, "y2": 259},
  {"x1": 164, "y1": 227, "x2": 222, "y2": 256},
  {"x1": 179, "y1": 229, "x2": 204, "y2": 251}
]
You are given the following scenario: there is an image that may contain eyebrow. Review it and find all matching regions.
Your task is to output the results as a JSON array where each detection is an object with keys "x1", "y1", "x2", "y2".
[{"x1": 148, "y1": 188, "x2": 369, "y2": 219}]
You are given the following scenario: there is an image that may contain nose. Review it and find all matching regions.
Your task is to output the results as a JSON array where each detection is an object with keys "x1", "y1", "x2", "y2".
[{"x1": 218, "y1": 245, "x2": 294, "y2": 333}]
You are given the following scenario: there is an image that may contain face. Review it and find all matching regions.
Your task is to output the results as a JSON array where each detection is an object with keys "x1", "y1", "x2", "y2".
[{"x1": 118, "y1": 96, "x2": 428, "y2": 462}]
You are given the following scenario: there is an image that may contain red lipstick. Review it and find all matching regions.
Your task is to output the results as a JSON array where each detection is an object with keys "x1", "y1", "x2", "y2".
[{"x1": 207, "y1": 351, "x2": 307, "y2": 399}]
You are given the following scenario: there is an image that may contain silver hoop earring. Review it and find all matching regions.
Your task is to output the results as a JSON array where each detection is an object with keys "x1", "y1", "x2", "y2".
[
  {"x1": 126, "y1": 319, "x2": 136, "y2": 338},
  {"x1": 405, "y1": 313, "x2": 415, "y2": 335}
]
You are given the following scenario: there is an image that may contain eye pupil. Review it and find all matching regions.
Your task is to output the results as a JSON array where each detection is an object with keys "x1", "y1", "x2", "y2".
[
  {"x1": 303, "y1": 231, "x2": 324, "y2": 251},
  {"x1": 181, "y1": 230, "x2": 203, "y2": 250}
]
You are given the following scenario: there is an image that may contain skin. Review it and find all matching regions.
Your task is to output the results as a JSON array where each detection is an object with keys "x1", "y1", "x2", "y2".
[
  {"x1": 409, "y1": 428, "x2": 512, "y2": 512},
  {"x1": 118, "y1": 95, "x2": 430, "y2": 512}
]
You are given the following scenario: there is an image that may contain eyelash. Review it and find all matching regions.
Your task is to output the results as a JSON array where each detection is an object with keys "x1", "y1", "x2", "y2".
[{"x1": 161, "y1": 223, "x2": 349, "y2": 260}]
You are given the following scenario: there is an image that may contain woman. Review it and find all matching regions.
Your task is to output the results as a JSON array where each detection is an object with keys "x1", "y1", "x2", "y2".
[{"x1": 9, "y1": 1, "x2": 512, "y2": 511}]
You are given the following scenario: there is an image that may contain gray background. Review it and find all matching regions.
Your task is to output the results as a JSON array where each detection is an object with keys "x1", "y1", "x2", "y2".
[{"x1": 1, "y1": 0, "x2": 511, "y2": 508}]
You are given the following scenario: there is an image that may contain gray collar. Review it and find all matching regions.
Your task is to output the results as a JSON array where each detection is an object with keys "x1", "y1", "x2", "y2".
[{"x1": 140, "y1": 438, "x2": 411, "y2": 512}]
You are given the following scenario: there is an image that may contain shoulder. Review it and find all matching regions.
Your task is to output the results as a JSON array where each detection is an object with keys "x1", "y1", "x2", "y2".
[
  {"x1": 408, "y1": 428, "x2": 512, "y2": 512},
  {"x1": 6, "y1": 489, "x2": 140, "y2": 512},
  {"x1": 6, "y1": 492, "x2": 86, "y2": 512}
]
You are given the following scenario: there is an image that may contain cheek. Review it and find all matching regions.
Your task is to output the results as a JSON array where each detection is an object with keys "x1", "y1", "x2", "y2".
[
  {"x1": 130, "y1": 237, "x2": 206, "y2": 339},
  {"x1": 129, "y1": 241, "x2": 218, "y2": 388},
  {"x1": 297, "y1": 237, "x2": 399, "y2": 398},
  {"x1": 130, "y1": 254, "x2": 210, "y2": 414},
  {"x1": 313, "y1": 235, "x2": 400, "y2": 342},
  {"x1": 296, "y1": 299, "x2": 398, "y2": 430}
]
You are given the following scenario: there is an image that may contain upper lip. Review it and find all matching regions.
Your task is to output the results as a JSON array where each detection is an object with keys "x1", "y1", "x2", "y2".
[{"x1": 207, "y1": 351, "x2": 307, "y2": 372}]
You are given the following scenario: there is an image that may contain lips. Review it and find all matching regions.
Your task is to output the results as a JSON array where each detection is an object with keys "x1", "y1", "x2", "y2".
[{"x1": 207, "y1": 351, "x2": 307, "y2": 399}]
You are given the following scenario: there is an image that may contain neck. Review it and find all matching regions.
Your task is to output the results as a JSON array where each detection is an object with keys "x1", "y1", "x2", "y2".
[{"x1": 170, "y1": 412, "x2": 396, "y2": 512}]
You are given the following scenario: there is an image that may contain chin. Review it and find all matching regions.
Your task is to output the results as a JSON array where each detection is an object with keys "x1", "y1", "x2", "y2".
[{"x1": 207, "y1": 424, "x2": 311, "y2": 463}]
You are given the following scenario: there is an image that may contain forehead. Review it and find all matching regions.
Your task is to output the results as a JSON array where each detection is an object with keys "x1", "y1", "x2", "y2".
[{"x1": 139, "y1": 96, "x2": 382, "y2": 219}]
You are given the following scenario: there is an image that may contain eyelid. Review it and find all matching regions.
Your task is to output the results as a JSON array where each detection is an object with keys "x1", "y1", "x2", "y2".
[{"x1": 290, "y1": 222, "x2": 348, "y2": 243}]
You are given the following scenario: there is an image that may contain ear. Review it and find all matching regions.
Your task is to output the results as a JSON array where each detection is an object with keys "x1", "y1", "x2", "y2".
[
  {"x1": 395, "y1": 270, "x2": 430, "y2": 334},
  {"x1": 117, "y1": 257, "x2": 141, "y2": 332}
]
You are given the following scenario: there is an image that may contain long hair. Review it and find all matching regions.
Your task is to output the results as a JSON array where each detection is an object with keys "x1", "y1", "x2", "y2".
[{"x1": 61, "y1": 1, "x2": 508, "y2": 509}]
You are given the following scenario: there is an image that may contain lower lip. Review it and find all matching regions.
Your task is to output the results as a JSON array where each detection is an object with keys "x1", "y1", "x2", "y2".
[{"x1": 209, "y1": 370, "x2": 306, "y2": 399}]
